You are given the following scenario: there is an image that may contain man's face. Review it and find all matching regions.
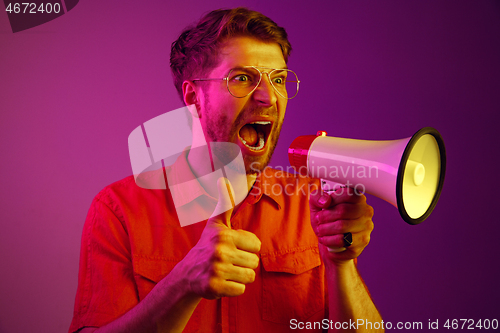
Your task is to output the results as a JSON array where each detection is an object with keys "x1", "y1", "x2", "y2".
[{"x1": 196, "y1": 36, "x2": 288, "y2": 174}]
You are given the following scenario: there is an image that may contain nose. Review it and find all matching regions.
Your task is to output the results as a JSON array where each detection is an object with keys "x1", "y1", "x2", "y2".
[{"x1": 252, "y1": 73, "x2": 278, "y2": 106}]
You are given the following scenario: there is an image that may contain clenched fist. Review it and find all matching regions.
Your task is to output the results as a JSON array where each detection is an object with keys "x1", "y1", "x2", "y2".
[
  {"x1": 310, "y1": 187, "x2": 374, "y2": 265},
  {"x1": 184, "y1": 178, "x2": 261, "y2": 299}
]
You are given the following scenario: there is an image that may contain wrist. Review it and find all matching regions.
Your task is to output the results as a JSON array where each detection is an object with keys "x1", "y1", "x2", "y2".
[
  {"x1": 168, "y1": 253, "x2": 200, "y2": 299},
  {"x1": 320, "y1": 244, "x2": 355, "y2": 270}
]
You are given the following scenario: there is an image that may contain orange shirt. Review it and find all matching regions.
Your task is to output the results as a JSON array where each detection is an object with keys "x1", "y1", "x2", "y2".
[{"x1": 69, "y1": 160, "x2": 327, "y2": 333}]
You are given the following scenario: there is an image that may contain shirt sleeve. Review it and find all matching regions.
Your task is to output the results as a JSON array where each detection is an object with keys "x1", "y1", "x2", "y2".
[{"x1": 69, "y1": 190, "x2": 139, "y2": 333}]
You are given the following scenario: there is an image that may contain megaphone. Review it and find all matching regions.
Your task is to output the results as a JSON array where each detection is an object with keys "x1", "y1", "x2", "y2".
[{"x1": 288, "y1": 127, "x2": 446, "y2": 225}]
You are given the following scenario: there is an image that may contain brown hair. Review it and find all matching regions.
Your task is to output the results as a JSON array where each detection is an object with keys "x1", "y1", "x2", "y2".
[{"x1": 170, "y1": 7, "x2": 292, "y2": 102}]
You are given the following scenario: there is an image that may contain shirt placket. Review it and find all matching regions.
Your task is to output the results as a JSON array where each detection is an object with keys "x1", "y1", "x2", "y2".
[
  {"x1": 221, "y1": 178, "x2": 264, "y2": 333},
  {"x1": 220, "y1": 296, "x2": 238, "y2": 333},
  {"x1": 228, "y1": 296, "x2": 237, "y2": 333},
  {"x1": 221, "y1": 297, "x2": 229, "y2": 333}
]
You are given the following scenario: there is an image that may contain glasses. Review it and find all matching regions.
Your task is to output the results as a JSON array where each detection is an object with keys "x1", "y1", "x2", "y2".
[{"x1": 192, "y1": 66, "x2": 300, "y2": 99}]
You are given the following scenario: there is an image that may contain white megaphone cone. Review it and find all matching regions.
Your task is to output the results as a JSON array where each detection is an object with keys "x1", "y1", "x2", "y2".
[{"x1": 288, "y1": 127, "x2": 446, "y2": 225}]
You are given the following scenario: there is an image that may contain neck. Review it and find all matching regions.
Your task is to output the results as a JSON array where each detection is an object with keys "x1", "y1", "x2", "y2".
[
  {"x1": 187, "y1": 112, "x2": 256, "y2": 210},
  {"x1": 186, "y1": 144, "x2": 256, "y2": 203}
]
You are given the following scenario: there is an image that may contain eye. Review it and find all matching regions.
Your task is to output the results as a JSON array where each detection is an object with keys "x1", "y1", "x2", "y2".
[
  {"x1": 271, "y1": 70, "x2": 288, "y2": 85},
  {"x1": 229, "y1": 68, "x2": 259, "y2": 84},
  {"x1": 272, "y1": 76, "x2": 286, "y2": 85},
  {"x1": 233, "y1": 74, "x2": 251, "y2": 82}
]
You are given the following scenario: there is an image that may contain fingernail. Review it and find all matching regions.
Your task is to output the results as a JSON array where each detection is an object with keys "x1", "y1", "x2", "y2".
[{"x1": 318, "y1": 196, "x2": 328, "y2": 205}]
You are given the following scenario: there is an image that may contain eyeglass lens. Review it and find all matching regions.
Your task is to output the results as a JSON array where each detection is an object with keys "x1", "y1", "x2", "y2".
[{"x1": 227, "y1": 67, "x2": 299, "y2": 99}]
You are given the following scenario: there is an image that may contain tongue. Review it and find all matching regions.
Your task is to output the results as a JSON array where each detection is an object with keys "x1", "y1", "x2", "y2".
[{"x1": 239, "y1": 124, "x2": 258, "y2": 146}]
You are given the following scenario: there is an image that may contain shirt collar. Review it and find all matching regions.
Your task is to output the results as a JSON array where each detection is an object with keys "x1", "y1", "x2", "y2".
[
  {"x1": 247, "y1": 168, "x2": 283, "y2": 210},
  {"x1": 166, "y1": 148, "x2": 283, "y2": 210},
  {"x1": 165, "y1": 148, "x2": 214, "y2": 207}
]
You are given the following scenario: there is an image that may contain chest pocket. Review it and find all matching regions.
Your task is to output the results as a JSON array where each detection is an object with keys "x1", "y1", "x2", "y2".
[
  {"x1": 260, "y1": 247, "x2": 326, "y2": 324},
  {"x1": 132, "y1": 255, "x2": 179, "y2": 300},
  {"x1": 132, "y1": 256, "x2": 209, "y2": 333}
]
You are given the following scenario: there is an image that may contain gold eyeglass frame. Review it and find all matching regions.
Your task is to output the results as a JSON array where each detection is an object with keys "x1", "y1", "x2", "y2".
[{"x1": 192, "y1": 66, "x2": 300, "y2": 99}]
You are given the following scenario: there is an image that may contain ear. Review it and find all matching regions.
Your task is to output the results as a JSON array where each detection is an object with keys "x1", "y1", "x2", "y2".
[{"x1": 182, "y1": 80, "x2": 202, "y2": 118}]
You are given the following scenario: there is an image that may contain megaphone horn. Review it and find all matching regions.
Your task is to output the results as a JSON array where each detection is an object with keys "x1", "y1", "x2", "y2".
[{"x1": 288, "y1": 127, "x2": 446, "y2": 225}]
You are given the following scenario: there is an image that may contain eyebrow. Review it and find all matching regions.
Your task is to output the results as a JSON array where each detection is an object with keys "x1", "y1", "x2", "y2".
[{"x1": 232, "y1": 65, "x2": 289, "y2": 70}]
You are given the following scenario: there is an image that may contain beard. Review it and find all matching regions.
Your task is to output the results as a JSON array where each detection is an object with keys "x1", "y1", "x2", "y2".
[{"x1": 202, "y1": 96, "x2": 283, "y2": 175}]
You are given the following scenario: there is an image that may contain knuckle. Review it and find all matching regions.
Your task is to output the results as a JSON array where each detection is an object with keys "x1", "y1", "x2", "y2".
[
  {"x1": 211, "y1": 261, "x2": 223, "y2": 276},
  {"x1": 235, "y1": 229, "x2": 247, "y2": 236},
  {"x1": 361, "y1": 233, "x2": 371, "y2": 247},
  {"x1": 331, "y1": 191, "x2": 343, "y2": 200},
  {"x1": 250, "y1": 255, "x2": 260, "y2": 269},
  {"x1": 336, "y1": 204, "x2": 349, "y2": 217},
  {"x1": 237, "y1": 284, "x2": 246, "y2": 295},
  {"x1": 366, "y1": 218, "x2": 374, "y2": 232},
  {"x1": 213, "y1": 245, "x2": 232, "y2": 263},
  {"x1": 219, "y1": 229, "x2": 234, "y2": 241},
  {"x1": 207, "y1": 277, "x2": 222, "y2": 296},
  {"x1": 255, "y1": 238, "x2": 262, "y2": 251},
  {"x1": 366, "y1": 204, "x2": 374, "y2": 217},
  {"x1": 228, "y1": 283, "x2": 245, "y2": 297},
  {"x1": 213, "y1": 244, "x2": 225, "y2": 259},
  {"x1": 336, "y1": 220, "x2": 349, "y2": 232},
  {"x1": 245, "y1": 268, "x2": 256, "y2": 283},
  {"x1": 315, "y1": 211, "x2": 322, "y2": 224}
]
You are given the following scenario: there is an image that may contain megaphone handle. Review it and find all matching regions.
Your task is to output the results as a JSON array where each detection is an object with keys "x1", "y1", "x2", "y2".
[
  {"x1": 320, "y1": 179, "x2": 349, "y2": 253},
  {"x1": 321, "y1": 179, "x2": 346, "y2": 193}
]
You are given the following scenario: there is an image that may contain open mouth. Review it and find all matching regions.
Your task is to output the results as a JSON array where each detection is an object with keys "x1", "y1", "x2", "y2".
[{"x1": 238, "y1": 121, "x2": 273, "y2": 151}]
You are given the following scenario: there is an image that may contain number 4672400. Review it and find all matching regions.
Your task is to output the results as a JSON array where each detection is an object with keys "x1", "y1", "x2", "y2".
[
  {"x1": 5, "y1": 3, "x2": 61, "y2": 14},
  {"x1": 444, "y1": 319, "x2": 498, "y2": 330}
]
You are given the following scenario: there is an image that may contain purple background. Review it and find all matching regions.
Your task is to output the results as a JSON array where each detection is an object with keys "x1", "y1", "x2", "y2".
[{"x1": 1, "y1": 1, "x2": 499, "y2": 331}]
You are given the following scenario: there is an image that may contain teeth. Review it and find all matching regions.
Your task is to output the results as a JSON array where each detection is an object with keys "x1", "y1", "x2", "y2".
[
  {"x1": 241, "y1": 131, "x2": 265, "y2": 150},
  {"x1": 239, "y1": 121, "x2": 271, "y2": 151},
  {"x1": 250, "y1": 121, "x2": 271, "y2": 125}
]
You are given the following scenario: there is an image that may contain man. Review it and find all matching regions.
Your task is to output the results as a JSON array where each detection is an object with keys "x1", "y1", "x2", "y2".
[{"x1": 70, "y1": 8, "x2": 382, "y2": 332}]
